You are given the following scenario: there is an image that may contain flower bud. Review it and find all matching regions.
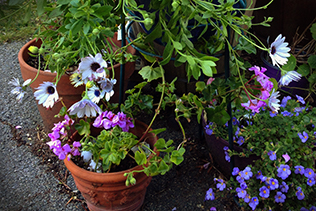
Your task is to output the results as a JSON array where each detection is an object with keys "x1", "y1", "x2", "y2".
[
  {"x1": 38, "y1": 47, "x2": 46, "y2": 55},
  {"x1": 144, "y1": 18, "x2": 153, "y2": 28},
  {"x1": 86, "y1": 81, "x2": 94, "y2": 89},
  {"x1": 92, "y1": 28, "x2": 100, "y2": 35},
  {"x1": 130, "y1": 178, "x2": 136, "y2": 185},
  {"x1": 125, "y1": 179, "x2": 130, "y2": 186},
  {"x1": 28, "y1": 46, "x2": 38, "y2": 54},
  {"x1": 52, "y1": 53, "x2": 60, "y2": 60}
]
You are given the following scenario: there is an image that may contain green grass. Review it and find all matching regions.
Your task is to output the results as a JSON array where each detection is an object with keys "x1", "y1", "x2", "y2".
[{"x1": 0, "y1": 1, "x2": 41, "y2": 43}]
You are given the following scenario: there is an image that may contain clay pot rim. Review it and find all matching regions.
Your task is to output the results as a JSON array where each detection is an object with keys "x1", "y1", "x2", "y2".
[
  {"x1": 18, "y1": 33, "x2": 136, "y2": 78},
  {"x1": 64, "y1": 120, "x2": 158, "y2": 183}
]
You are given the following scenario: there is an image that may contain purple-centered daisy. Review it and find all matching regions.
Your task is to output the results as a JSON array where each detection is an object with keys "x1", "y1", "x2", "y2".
[
  {"x1": 267, "y1": 151, "x2": 276, "y2": 161},
  {"x1": 295, "y1": 165, "x2": 305, "y2": 175},
  {"x1": 277, "y1": 164, "x2": 291, "y2": 180},
  {"x1": 34, "y1": 81, "x2": 59, "y2": 108},
  {"x1": 269, "y1": 34, "x2": 291, "y2": 67},
  {"x1": 68, "y1": 98, "x2": 102, "y2": 118},
  {"x1": 275, "y1": 191, "x2": 286, "y2": 203},
  {"x1": 279, "y1": 71, "x2": 302, "y2": 86},
  {"x1": 249, "y1": 197, "x2": 259, "y2": 210},
  {"x1": 268, "y1": 89, "x2": 280, "y2": 112},
  {"x1": 298, "y1": 131, "x2": 309, "y2": 143},
  {"x1": 205, "y1": 188, "x2": 215, "y2": 201},
  {"x1": 280, "y1": 181, "x2": 289, "y2": 193},
  {"x1": 259, "y1": 186, "x2": 270, "y2": 198},
  {"x1": 87, "y1": 86, "x2": 105, "y2": 103},
  {"x1": 304, "y1": 168, "x2": 315, "y2": 179},
  {"x1": 78, "y1": 53, "x2": 107, "y2": 80},
  {"x1": 9, "y1": 77, "x2": 31, "y2": 103}
]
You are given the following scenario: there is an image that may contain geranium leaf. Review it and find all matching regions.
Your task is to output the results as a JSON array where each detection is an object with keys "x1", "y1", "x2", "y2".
[{"x1": 139, "y1": 66, "x2": 163, "y2": 82}]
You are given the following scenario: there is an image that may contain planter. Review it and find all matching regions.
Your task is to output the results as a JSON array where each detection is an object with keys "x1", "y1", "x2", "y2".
[
  {"x1": 202, "y1": 115, "x2": 259, "y2": 178},
  {"x1": 64, "y1": 120, "x2": 158, "y2": 211},
  {"x1": 18, "y1": 33, "x2": 136, "y2": 131},
  {"x1": 260, "y1": 52, "x2": 309, "y2": 97}
]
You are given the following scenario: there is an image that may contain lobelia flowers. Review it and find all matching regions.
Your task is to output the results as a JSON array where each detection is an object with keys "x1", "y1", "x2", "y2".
[{"x1": 204, "y1": 95, "x2": 316, "y2": 210}]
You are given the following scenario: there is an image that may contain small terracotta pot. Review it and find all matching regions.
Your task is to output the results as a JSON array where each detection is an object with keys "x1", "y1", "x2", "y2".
[
  {"x1": 18, "y1": 34, "x2": 136, "y2": 131},
  {"x1": 202, "y1": 114, "x2": 259, "y2": 178},
  {"x1": 64, "y1": 120, "x2": 158, "y2": 211}
]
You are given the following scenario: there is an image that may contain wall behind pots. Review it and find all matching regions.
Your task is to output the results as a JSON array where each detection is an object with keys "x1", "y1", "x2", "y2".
[{"x1": 252, "y1": 0, "x2": 316, "y2": 45}]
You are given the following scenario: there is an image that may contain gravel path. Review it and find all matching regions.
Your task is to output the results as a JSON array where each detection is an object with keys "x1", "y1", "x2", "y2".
[{"x1": 0, "y1": 40, "x2": 239, "y2": 211}]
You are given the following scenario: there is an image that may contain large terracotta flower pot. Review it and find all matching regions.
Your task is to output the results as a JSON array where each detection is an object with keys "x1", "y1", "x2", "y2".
[
  {"x1": 202, "y1": 115, "x2": 259, "y2": 178},
  {"x1": 64, "y1": 120, "x2": 158, "y2": 211},
  {"x1": 18, "y1": 34, "x2": 136, "y2": 132}
]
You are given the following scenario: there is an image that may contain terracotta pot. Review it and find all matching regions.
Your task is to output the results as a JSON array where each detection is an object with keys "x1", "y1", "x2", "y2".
[
  {"x1": 18, "y1": 33, "x2": 136, "y2": 131},
  {"x1": 64, "y1": 120, "x2": 158, "y2": 211},
  {"x1": 202, "y1": 115, "x2": 259, "y2": 178}
]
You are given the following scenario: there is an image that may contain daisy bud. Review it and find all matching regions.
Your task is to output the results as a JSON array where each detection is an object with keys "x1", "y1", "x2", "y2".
[
  {"x1": 86, "y1": 81, "x2": 94, "y2": 89},
  {"x1": 28, "y1": 46, "x2": 38, "y2": 54},
  {"x1": 38, "y1": 47, "x2": 46, "y2": 55}
]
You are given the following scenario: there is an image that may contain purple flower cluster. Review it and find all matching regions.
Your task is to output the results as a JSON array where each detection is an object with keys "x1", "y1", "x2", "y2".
[
  {"x1": 46, "y1": 115, "x2": 81, "y2": 160},
  {"x1": 93, "y1": 111, "x2": 134, "y2": 132}
]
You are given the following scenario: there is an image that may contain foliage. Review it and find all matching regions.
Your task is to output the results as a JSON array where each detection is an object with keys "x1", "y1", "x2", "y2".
[{"x1": 205, "y1": 97, "x2": 316, "y2": 210}]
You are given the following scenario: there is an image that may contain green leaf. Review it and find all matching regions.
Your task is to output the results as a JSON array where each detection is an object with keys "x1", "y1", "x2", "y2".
[
  {"x1": 148, "y1": 128, "x2": 166, "y2": 135},
  {"x1": 201, "y1": 60, "x2": 216, "y2": 77},
  {"x1": 310, "y1": 23, "x2": 316, "y2": 40},
  {"x1": 307, "y1": 55, "x2": 316, "y2": 69},
  {"x1": 196, "y1": 81, "x2": 206, "y2": 92},
  {"x1": 158, "y1": 160, "x2": 169, "y2": 175},
  {"x1": 140, "y1": 52, "x2": 156, "y2": 63},
  {"x1": 170, "y1": 147, "x2": 185, "y2": 165},
  {"x1": 160, "y1": 40, "x2": 174, "y2": 65},
  {"x1": 83, "y1": 23, "x2": 90, "y2": 35},
  {"x1": 144, "y1": 23, "x2": 162, "y2": 43},
  {"x1": 37, "y1": 0, "x2": 47, "y2": 16},
  {"x1": 173, "y1": 41, "x2": 183, "y2": 50},
  {"x1": 74, "y1": 119, "x2": 90, "y2": 136},
  {"x1": 282, "y1": 54, "x2": 296, "y2": 71},
  {"x1": 135, "y1": 151, "x2": 147, "y2": 165},
  {"x1": 139, "y1": 66, "x2": 163, "y2": 82},
  {"x1": 297, "y1": 64, "x2": 311, "y2": 76},
  {"x1": 154, "y1": 138, "x2": 166, "y2": 149},
  {"x1": 8, "y1": 0, "x2": 24, "y2": 5}
]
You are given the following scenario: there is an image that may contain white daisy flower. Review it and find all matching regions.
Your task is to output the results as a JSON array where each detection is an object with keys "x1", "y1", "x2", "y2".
[
  {"x1": 78, "y1": 53, "x2": 108, "y2": 81},
  {"x1": 70, "y1": 72, "x2": 84, "y2": 87},
  {"x1": 105, "y1": 90, "x2": 114, "y2": 101},
  {"x1": 8, "y1": 78, "x2": 31, "y2": 103},
  {"x1": 34, "y1": 82, "x2": 59, "y2": 108},
  {"x1": 68, "y1": 98, "x2": 102, "y2": 118},
  {"x1": 81, "y1": 150, "x2": 93, "y2": 163},
  {"x1": 98, "y1": 78, "x2": 117, "y2": 92},
  {"x1": 87, "y1": 86, "x2": 105, "y2": 103},
  {"x1": 269, "y1": 34, "x2": 291, "y2": 67},
  {"x1": 279, "y1": 70, "x2": 302, "y2": 86},
  {"x1": 268, "y1": 89, "x2": 280, "y2": 112}
]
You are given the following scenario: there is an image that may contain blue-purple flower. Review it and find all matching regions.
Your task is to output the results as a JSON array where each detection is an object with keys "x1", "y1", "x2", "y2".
[
  {"x1": 295, "y1": 165, "x2": 305, "y2": 175},
  {"x1": 280, "y1": 96, "x2": 291, "y2": 107},
  {"x1": 298, "y1": 131, "x2": 309, "y2": 143},
  {"x1": 241, "y1": 167, "x2": 253, "y2": 180},
  {"x1": 296, "y1": 95, "x2": 305, "y2": 105},
  {"x1": 304, "y1": 168, "x2": 315, "y2": 179},
  {"x1": 236, "y1": 187, "x2": 247, "y2": 199},
  {"x1": 268, "y1": 178, "x2": 279, "y2": 190},
  {"x1": 296, "y1": 187, "x2": 305, "y2": 200},
  {"x1": 267, "y1": 151, "x2": 276, "y2": 161},
  {"x1": 307, "y1": 178, "x2": 315, "y2": 186},
  {"x1": 249, "y1": 197, "x2": 259, "y2": 210},
  {"x1": 205, "y1": 188, "x2": 215, "y2": 201},
  {"x1": 259, "y1": 186, "x2": 270, "y2": 198},
  {"x1": 280, "y1": 181, "x2": 289, "y2": 193},
  {"x1": 277, "y1": 164, "x2": 291, "y2": 180},
  {"x1": 275, "y1": 191, "x2": 286, "y2": 203},
  {"x1": 215, "y1": 179, "x2": 226, "y2": 191},
  {"x1": 232, "y1": 167, "x2": 240, "y2": 176}
]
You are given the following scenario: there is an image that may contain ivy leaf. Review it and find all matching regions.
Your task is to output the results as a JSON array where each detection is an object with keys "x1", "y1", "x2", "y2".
[
  {"x1": 282, "y1": 54, "x2": 296, "y2": 71},
  {"x1": 170, "y1": 147, "x2": 185, "y2": 165},
  {"x1": 74, "y1": 119, "x2": 90, "y2": 136},
  {"x1": 158, "y1": 160, "x2": 169, "y2": 175},
  {"x1": 310, "y1": 23, "x2": 316, "y2": 40},
  {"x1": 154, "y1": 138, "x2": 166, "y2": 149},
  {"x1": 139, "y1": 66, "x2": 163, "y2": 82},
  {"x1": 135, "y1": 151, "x2": 147, "y2": 165},
  {"x1": 297, "y1": 64, "x2": 311, "y2": 77},
  {"x1": 307, "y1": 55, "x2": 316, "y2": 69}
]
